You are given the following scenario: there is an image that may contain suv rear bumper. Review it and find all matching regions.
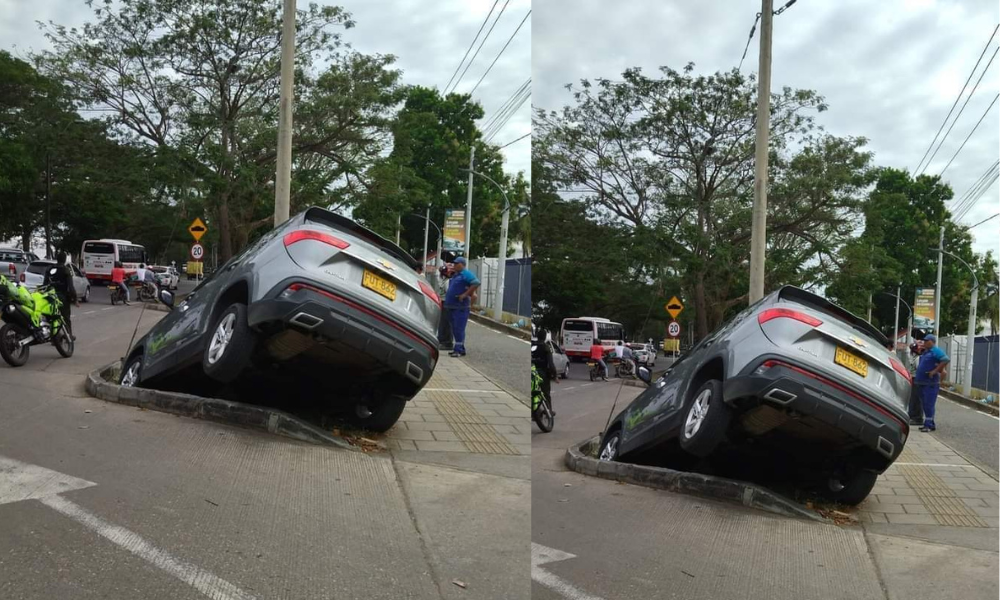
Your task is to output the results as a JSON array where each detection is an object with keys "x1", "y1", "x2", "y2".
[
  {"x1": 248, "y1": 281, "x2": 438, "y2": 387},
  {"x1": 724, "y1": 358, "x2": 909, "y2": 471}
]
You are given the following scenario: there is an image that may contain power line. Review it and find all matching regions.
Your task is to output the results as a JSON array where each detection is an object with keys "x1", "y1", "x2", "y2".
[
  {"x1": 443, "y1": 0, "x2": 499, "y2": 93},
  {"x1": 918, "y1": 45, "x2": 998, "y2": 175},
  {"x1": 966, "y1": 212, "x2": 999, "y2": 230},
  {"x1": 955, "y1": 171, "x2": 999, "y2": 222},
  {"x1": 913, "y1": 24, "x2": 998, "y2": 173},
  {"x1": 738, "y1": 1, "x2": 800, "y2": 71},
  {"x1": 951, "y1": 160, "x2": 999, "y2": 218},
  {"x1": 482, "y1": 78, "x2": 530, "y2": 132},
  {"x1": 773, "y1": 0, "x2": 799, "y2": 15},
  {"x1": 938, "y1": 92, "x2": 999, "y2": 178},
  {"x1": 466, "y1": 10, "x2": 531, "y2": 98},
  {"x1": 484, "y1": 84, "x2": 530, "y2": 140},
  {"x1": 448, "y1": 0, "x2": 511, "y2": 94},
  {"x1": 497, "y1": 131, "x2": 530, "y2": 149}
]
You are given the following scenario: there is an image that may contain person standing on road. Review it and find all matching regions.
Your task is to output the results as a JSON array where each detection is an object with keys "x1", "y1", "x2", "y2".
[
  {"x1": 590, "y1": 339, "x2": 609, "y2": 381},
  {"x1": 111, "y1": 261, "x2": 131, "y2": 305},
  {"x1": 437, "y1": 251, "x2": 457, "y2": 351},
  {"x1": 44, "y1": 252, "x2": 79, "y2": 341},
  {"x1": 907, "y1": 329, "x2": 926, "y2": 425},
  {"x1": 914, "y1": 333, "x2": 950, "y2": 432},
  {"x1": 443, "y1": 256, "x2": 480, "y2": 358}
]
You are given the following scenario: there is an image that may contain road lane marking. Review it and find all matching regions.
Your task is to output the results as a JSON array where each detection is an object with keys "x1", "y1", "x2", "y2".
[
  {"x1": 1, "y1": 456, "x2": 258, "y2": 600},
  {"x1": 507, "y1": 335, "x2": 530, "y2": 344},
  {"x1": 532, "y1": 543, "x2": 606, "y2": 600},
  {"x1": 892, "y1": 462, "x2": 978, "y2": 468},
  {"x1": 420, "y1": 388, "x2": 499, "y2": 393}
]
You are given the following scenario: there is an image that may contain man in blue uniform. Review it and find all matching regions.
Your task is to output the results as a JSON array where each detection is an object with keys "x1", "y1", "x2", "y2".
[
  {"x1": 443, "y1": 257, "x2": 480, "y2": 357},
  {"x1": 914, "y1": 334, "x2": 950, "y2": 432}
]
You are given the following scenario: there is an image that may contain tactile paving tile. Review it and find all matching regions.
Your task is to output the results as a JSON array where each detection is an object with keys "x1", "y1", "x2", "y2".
[
  {"x1": 425, "y1": 390, "x2": 520, "y2": 455},
  {"x1": 898, "y1": 464, "x2": 989, "y2": 527}
]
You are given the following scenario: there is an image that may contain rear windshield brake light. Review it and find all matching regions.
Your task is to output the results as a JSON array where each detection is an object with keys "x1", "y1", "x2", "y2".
[
  {"x1": 284, "y1": 230, "x2": 350, "y2": 250},
  {"x1": 757, "y1": 308, "x2": 822, "y2": 327}
]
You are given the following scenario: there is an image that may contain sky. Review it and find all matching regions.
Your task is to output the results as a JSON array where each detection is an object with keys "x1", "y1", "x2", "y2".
[
  {"x1": 532, "y1": 0, "x2": 1000, "y2": 258},
  {"x1": 0, "y1": 0, "x2": 532, "y2": 178}
]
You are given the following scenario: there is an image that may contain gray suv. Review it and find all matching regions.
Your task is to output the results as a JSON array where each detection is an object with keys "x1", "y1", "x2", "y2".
[
  {"x1": 120, "y1": 207, "x2": 442, "y2": 432},
  {"x1": 599, "y1": 286, "x2": 911, "y2": 505}
]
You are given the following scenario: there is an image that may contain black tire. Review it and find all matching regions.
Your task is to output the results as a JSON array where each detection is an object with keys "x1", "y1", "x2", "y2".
[
  {"x1": 599, "y1": 428, "x2": 621, "y2": 461},
  {"x1": 678, "y1": 379, "x2": 732, "y2": 458},
  {"x1": 0, "y1": 323, "x2": 30, "y2": 367},
  {"x1": 589, "y1": 368, "x2": 596, "y2": 382},
  {"x1": 825, "y1": 468, "x2": 879, "y2": 506},
  {"x1": 533, "y1": 394, "x2": 554, "y2": 432},
  {"x1": 562, "y1": 363, "x2": 570, "y2": 379},
  {"x1": 110, "y1": 288, "x2": 118, "y2": 305},
  {"x1": 347, "y1": 395, "x2": 407, "y2": 433},
  {"x1": 54, "y1": 327, "x2": 74, "y2": 358},
  {"x1": 202, "y1": 303, "x2": 256, "y2": 384},
  {"x1": 82, "y1": 286, "x2": 90, "y2": 303},
  {"x1": 120, "y1": 354, "x2": 143, "y2": 387}
]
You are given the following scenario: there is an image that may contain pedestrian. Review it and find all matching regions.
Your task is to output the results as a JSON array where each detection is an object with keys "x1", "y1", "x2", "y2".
[
  {"x1": 437, "y1": 251, "x2": 457, "y2": 351},
  {"x1": 111, "y1": 261, "x2": 131, "y2": 305},
  {"x1": 43, "y1": 251, "x2": 79, "y2": 341},
  {"x1": 907, "y1": 329, "x2": 926, "y2": 425},
  {"x1": 589, "y1": 338, "x2": 609, "y2": 381},
  {"x1": 443, "y1": 256, "x2": 480, "y2": 357},
  {"x1": 914, "y1": 333, "x2": 950, "y2": 432}
]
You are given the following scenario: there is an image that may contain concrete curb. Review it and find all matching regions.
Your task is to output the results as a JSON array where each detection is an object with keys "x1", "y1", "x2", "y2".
[
  {"x1": 565, "y1": 435, "x2": 825, "y2": 522},
  {"x1": 939, "y1": 387, "x2": 999, "y2": 416},
  {"x1": 85, "y1": 363, "x2": 353, "y2": 450},
  {"x1": 468, "y1": 312, "x2": 530, "y2": 340}
]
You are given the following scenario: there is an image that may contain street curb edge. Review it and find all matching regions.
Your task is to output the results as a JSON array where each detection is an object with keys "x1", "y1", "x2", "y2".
[
  {"x1": 939, "y1": 388, "x2": 999, "y2": 416},
  {"x1": 85, "y1": 363, "x2": 354, "y2": 450},
  {"x1": 468, "y1": 312, "x2": 530, "y2": 340},
  {"x1": 565, "y1": 435, "x2": 826, "y2": 522}
]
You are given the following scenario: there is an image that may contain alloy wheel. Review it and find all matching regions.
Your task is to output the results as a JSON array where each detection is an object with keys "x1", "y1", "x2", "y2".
[
  {"x1": 121, "y1": 361, "x2": 141, "y2": 387},
  {"x1": 599, "y1": 435, "x2": 619, "y2": 461},
  {"x1": 683, "y1": 389, "x2": 712, "y2": 439},
  {"x1": 207, "y1": 313, "x2": 237, "y2": 365}
]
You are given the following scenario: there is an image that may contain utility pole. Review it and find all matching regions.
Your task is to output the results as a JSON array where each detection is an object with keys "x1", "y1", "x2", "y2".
[
  {"x1": 464, "y1": 145, "x2": 475, "y2": 257},
  {"x1": 396, "y1": 214, "x2": 401, "y2": 245},
  {"x1": 965, "y1": 282, "x2": 978, "y2": 396},
  {"x1": 422, "y1": 208, "x2": 430, "y2": 272},
  {"x1": 495, "y1": 202, "x2": 510, "y2": 322},
  {"x1": 934, "y1": 225, "x2": 944, "y2": 337},
  {"x1": 45, "y1": 151, "x2": 52, "y2": 259},
  {"x1": 893, "y1": 285, "x2": 901, "y2": 353},
  {"x1": 748, "y1": 0, "x2": 773, "y2": 303},
  {"x1": 867, "y1": 292, "x2": 873, "y2": 322},
  {"x1": 273, "y1": 0, "x2": 296, "y2": 227}
]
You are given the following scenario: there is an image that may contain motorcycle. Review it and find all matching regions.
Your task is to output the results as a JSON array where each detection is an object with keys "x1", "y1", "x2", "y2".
[
  {"x1": 615, "y1": 356, "x2": 636, "y2": 378},
  {"x1": 109, "y1": 284, "x2": 125, "y2": 305},
  {"x1": 531, "y1": 364, "x2": 554, "y2": 433},
  {"x1": 0, "y1": 271, "x2": 74, "y2": 366}
]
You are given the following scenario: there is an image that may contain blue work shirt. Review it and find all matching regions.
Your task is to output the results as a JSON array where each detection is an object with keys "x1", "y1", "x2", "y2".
[
  {"x1": 915, "y1": 346, "x2": 949, "y2": 384},
  {"x1": 444, "y1": 268, "x2": 480, "y2": 309}
]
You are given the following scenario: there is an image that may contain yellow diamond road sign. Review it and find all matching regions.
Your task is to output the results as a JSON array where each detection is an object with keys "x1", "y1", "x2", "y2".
[
  {"x1": 188, "y1": 218, "x2": 207, "y2": 242},
  {"x1": 666, "y1": 296, "x2": 684, "y2": 319}
]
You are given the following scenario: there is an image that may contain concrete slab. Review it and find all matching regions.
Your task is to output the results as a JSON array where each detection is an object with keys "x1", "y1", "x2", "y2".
[{"x1": 867, "y1": 532, "x2": 999, "y2": 600}]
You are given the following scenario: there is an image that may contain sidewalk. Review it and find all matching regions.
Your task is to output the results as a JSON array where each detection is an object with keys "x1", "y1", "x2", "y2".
[{"x1": 384, "y1": 354, "x2": 531, "y2": 457}]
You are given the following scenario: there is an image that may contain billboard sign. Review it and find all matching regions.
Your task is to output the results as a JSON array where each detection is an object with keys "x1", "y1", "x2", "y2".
[
  {"x1": 913, "y1": 287, "x2": 937, "y2": 332},
  {"x1": 443, "y1": 209, "x2": 466, "y2": 255}
]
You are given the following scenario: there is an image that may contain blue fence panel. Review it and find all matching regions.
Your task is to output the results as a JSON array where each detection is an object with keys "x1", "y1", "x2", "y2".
[
  {"x1": 502, "y1": 257, "x2": 532, "y2": 318},
  {"x1": 971, "y1": 334, "x2": 998, "y2": 394}
]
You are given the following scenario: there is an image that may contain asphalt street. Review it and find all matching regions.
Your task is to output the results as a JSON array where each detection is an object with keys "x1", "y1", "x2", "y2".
[
  {"x1": 458, "y1": 319, "x2": 530, "y2": 402},
  {"x1": 0, "y1": 286, "x2": 528, "y2": 600},
  {"x1": 930, "y1": 396, "x2": 999, "y2": 480}
]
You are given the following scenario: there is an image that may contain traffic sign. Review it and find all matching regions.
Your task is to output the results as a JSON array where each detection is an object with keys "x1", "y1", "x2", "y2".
[
  {"x1": 190, "y1": 243, "x2": 204, "y2": 261},
  {"x1": 666, "y1": 296, "x2": 684, "y2": 319},
  {"x1": 668, "y1": 320, "x2": 681, "y2": 338},
  {"x1": 188, "y1": 218, "x2": 208, "y2": 242}
]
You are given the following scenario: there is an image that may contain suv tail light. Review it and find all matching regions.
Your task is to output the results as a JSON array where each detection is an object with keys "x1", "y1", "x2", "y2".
[
  {"x1": 283, "y1": 230, "x2": 350, "y2": 250},
  {"x1": 19, "y1": 273, "x2": 25, "y2": 283},
  {"x1": 889, "y1": 356, "x2": 912, "y2": 383},
  {"x1": 7, "y1": 263, "x2": 15, "y2": 275},
  {"x1": 419, "y1": 280, "x2": 441, "y2": 307},
  {"x1": 757, "y1": 308, "x2": 823, "y2": 327}
]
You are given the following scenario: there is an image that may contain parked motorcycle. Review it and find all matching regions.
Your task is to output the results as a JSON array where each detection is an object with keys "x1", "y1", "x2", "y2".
[
  {"x1": 0, "y1": 271, "x2": 74, "y2": 366},
  {"x1": 531, "y1": 364, "x2": 554, "y2": 432}
]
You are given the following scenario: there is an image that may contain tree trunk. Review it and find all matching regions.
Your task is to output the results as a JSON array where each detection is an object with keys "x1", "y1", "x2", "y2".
[
  {"x1": 218, "y1": 195, "x2": 233, "y2": 263},
  {"x1": 694, "y1": 271, "x2": 709, "y2": 340}
]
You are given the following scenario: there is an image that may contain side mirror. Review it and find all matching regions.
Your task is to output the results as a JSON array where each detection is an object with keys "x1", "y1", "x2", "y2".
[
  {"x1": 637, "y1": 366, "x2": 652, "y2": 385},
  {"x1": 158, "y1": 289, "x2": 175, "y2": 309}
]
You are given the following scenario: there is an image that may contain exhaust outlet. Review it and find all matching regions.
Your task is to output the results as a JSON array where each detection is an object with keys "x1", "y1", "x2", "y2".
[
  {"x1": 763, "y1": 388, "x2": 797, "y2": 405},
  {"x1": 289, "y1": 312, "x2": 323, "y2": 330},
  {"x1": 405, "y1": 361, "x2": 424, "y2": 384}
]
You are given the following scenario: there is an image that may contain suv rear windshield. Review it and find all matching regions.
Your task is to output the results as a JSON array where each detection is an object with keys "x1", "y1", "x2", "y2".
[
  {"x1": 26, "y1": 262, "x2": 54, "y2": 274},
  {"x1": 84, "y1": 242, "x2": 115, "y2": 254}
]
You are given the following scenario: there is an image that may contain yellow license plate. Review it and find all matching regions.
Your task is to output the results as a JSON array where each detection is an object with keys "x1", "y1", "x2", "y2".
[
  {"x1": 362, "y1": 269, "x2": 396, "y2": 301},
  {"x1": 834, "y1": 346, "x2": 868, "y2": 377}
]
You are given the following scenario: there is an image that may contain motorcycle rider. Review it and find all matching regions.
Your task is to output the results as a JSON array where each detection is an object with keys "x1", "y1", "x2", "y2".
[
  {"x1": 111, "y1": 261, "x2": 131, "y2": 305},
  {"x1": 43, "y1": 251, "x2": 79, "y2": 341},
  {"x1": 532, "y1": 326, "x2": 560, "y2": 415},
  {"x1": 589, "y1": 339, "x2": 609, "y2": 381}
]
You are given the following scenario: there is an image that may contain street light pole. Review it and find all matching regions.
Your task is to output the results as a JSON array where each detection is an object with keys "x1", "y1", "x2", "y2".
[
  {"x1": 748, "y1": 0, "x2": 774, "y2": 303},
  {"x1": 422, "y1": 208, "x2": 430, "y2": 271},
  {"x1": 893, "y1": 286, "x2": 901, "y2": 348},
  {"x1": 934, "y1": 225, "x2": 944, "y2": 338},
  {"x1": 461, "y1": 168, "x2": 509, "y2": 321},
  {"x1": 936, "y1": 249, "x2": 979, "y2": 396},
  {"x1": 464, "y1": 145, "x2": 475, "y2": 257},
  {"x1": 273, "y1": 0, "x2": 296, "y2": 227}
]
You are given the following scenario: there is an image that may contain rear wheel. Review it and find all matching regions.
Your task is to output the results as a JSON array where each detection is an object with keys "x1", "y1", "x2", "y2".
[
  {"x1": 533, "y1": 393, "x2": 554, "y2": 433},
  {"x1": 0, "y1": 323, "x2": 30, "y2": 367},
  {"x1": 82, "y1": 286, "x2": 90, "y2": 303},
  {"x1": 202, "y1": 303, "x2": 256, "y2": 384},
  {"x1": 825, "y1": 467, "x2": 879, "y2": 506},
  {"x1": 54, "y1": 327, "x2": 74, "y2": 358},
  {"x1": 678, "y1": 379, "x2": 732, "y2": 458},
  {"x1": 347, "y1": 395, "x2": 407, "y2": 433}
]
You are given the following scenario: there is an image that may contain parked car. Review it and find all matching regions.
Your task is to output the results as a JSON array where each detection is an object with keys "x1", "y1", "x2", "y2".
[
  {"x1": 118, "y1": 206, "x2": 442, "y2": 432},
  {"x1": 598, "y1": 285, "x2": 911, "y2": 505},
  {"x1": 21, "y1": 260, "x2": 91, "y2": 302},
  {"x1": 150, "y1": 265, "x2": 179, "y2": 290},
  {"x1": 629, "y1": 343, "x2": 656, "y2": 368},
  {"x1": 548, "y1": 340, "x2": 570, "y2": 379},
  {"x1": 0, "y1": 248, "x2": 39, "y2": 279}
]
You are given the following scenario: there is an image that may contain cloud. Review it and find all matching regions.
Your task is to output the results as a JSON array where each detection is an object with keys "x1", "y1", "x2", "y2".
[{"x1": 533, "y1": 0, "x2": 999, "y2": 256}]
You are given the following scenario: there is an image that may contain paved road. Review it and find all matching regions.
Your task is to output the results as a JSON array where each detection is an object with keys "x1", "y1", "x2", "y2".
[
  {"x1": 931, "y1": 396, "x2": 1000, "y2": 479},
  {"x1": 1, "y1": 286, "x2": 528, "y2": 599},
  {"x1": 460, "y1": 319, "x2": 529, "y2": 402}
]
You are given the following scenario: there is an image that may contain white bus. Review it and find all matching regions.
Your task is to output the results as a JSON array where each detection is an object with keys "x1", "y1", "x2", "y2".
[
  {"x1": 560, "y1": 317, "x2": 625, "y2": 359},
  {"x1": 80, "y1": 239, "x2": 147, "y2": 283}
]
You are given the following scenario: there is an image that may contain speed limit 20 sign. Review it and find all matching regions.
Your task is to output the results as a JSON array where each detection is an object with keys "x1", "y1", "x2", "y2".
[
  {"x1": 667, "y1": 320, "x2": 681, "y2": 337},
  {"x1": 190, "y1": 243, "x2": 205, "y2": 261}
]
